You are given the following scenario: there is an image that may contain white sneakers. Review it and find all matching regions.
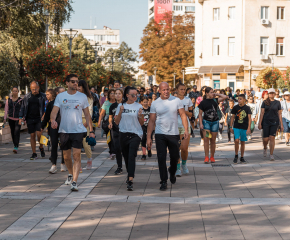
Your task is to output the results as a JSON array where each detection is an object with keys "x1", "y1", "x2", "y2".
[
  {"x1": 65, "y1": 174, "x2": 73, "y2": 185},
  {"x1": 49, "y1": 165, "x2": 57, "y2": 174},
  {"x1": 71, "y1": 181, "x2": 78, "y2": 191},
  {"x1": 61, "y1": 164, "x2": 67, "y2": 172},
  {"x1": 182, "y1": 164, "x2": 189, "y2": 175},
  {"x1": 263, "y1": 148, "x2": 267, "y2": 157}
]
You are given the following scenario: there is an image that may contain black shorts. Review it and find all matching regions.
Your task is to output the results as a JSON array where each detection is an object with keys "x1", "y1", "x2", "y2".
[
  {"x1": 27, "y1": 121, "x2": 42, "y2": 134},
  {"x1": 263, "y1": 124, "x2": 279, "y2": 138},
  {"x1": 59, "y1": 132, "x2": 86, "y2": 150}
]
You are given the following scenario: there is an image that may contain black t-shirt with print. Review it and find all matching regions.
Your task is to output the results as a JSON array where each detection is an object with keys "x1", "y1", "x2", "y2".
[
  {"x1": 231, "y1": 104, "x2": 252, "y2": 130},
  {"x1": 143, "y1": 107, "x2": 150, "y2": 127},
  {"x1": 198, "y1": 99, "x2": 219, "y2": 122},
  {"x1": 261, "y1": 100, "x2": 281, "y2": 125},
  {"x1": 109, "y1": 102, "x2": 119, "y2": 132}
]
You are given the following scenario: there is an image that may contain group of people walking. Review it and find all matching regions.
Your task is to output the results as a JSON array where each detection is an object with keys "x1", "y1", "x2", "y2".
[{"x1": 3, "y1": 75, "x2": 290, "y2": 192}]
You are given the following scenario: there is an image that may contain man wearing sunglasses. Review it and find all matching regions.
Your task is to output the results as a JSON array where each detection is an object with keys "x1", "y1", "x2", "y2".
[
  {"x1": 50, "y1": 74, "x2": 95, "y2": 191},
  {"x1": 147, "y1": 82, "x2": 189, "y2": 191}
]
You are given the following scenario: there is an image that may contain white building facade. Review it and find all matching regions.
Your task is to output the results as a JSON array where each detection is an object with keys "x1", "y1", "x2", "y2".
[
  {"x1": 60, "y1": 26, "x2": 120, "y2": 58},
  {"x1": 195, "y1": 0, "x2": 290, "y2": 91},
  {"x1": 148, "y1": 0, "x2": 195, "y2": 22}
]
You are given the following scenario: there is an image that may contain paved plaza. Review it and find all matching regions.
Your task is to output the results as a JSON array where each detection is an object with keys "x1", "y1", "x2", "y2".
[{"x1": 0, "y1": 128, "x2": 290, "y2": 239}]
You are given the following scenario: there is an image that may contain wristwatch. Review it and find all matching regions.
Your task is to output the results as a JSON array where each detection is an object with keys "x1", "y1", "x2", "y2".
[
  {"x1": 90, "y1": 131, "x2": 95, "y2": 134},
  {"x1": 229, "y1": 126, "x2": 232, "y2": 129}
]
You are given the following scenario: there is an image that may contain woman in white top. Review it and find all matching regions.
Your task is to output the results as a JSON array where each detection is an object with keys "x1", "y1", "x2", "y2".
[
  {"x1": 175, "y1": 83, "x2": 193, "y2": 177},
  {"x1": 281, "y1": 91, "x2": 290, "y2": 146},
  {"x1": 115, "y1": 86, "x2": 144, "y2": 191},
  {"x1": 78, "y1": 80, "x2": 94, "y2": 171}
]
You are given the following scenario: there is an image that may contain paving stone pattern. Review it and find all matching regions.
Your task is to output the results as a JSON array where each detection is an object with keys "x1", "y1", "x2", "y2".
[{"x1": 0, "y1": 128, "x2": 290, "y2": 239}]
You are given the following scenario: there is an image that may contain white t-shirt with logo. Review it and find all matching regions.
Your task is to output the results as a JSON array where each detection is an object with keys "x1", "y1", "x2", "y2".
[
  {"x1": 178, "y1": 97, "x2": 193, "y2": 128},
  {"x1": 115, "y1": 102, "x2": 143, "y2": 138},
  {"x1": 54, "y1": 91, "x2": 89, "y2": 133},
  {"x1": 150, "y1": 95, "x2": 183, "y2": 135}
]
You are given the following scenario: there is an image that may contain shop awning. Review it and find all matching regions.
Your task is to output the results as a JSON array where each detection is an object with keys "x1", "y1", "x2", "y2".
[{"x1": 198, "y1": 65, "x2": 243, "y2": 74}]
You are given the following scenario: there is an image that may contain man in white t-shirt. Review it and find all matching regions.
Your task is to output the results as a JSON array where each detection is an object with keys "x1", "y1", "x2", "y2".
[
  {"x1": 50, "y1": 74, "x2": 95, "y2": 191},
  {"x1": 147, "y1": 82, "x2": 189, "y2": 191}
]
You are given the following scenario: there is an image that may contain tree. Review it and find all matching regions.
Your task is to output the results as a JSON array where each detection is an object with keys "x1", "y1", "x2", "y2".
[
  {"x1": 277, "y1": 66, "x2": 290, "y2": 90},
  {"x1": 139, "y1": 12, "x2": 195, "y2": 86},
  {"x1": 57, "y1": 34, "x2": 96, "y2": 65},
  {"x1": 0, "y1": 50, "x2": 19, "y2": 97},
  {"x1": 103, "y1": 41, "x2": 138, "y2": 73},
  {"x1": 89, "y1": 63, "x2": 108, "y2": 88},
  {"x1": 255, "y1": 67, "x2": 282, "y2": 89}
]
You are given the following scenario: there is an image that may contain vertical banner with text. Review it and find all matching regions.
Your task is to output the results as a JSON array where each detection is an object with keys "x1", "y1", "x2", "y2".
[{"x1": 154, "y1": 0, "x2": 172, "y2": 23}]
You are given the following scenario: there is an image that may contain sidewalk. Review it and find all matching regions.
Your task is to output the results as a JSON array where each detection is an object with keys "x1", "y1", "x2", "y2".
[{"x1": 0, "y1": 128, "x2": 289, "y2": 239}]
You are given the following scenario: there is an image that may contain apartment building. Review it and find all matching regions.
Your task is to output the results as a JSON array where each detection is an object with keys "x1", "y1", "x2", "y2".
[
  {"x1": 195, "y1": 0, "x2": 290, "y2": 91},
  {"x1": 60, "y1": 26, "x2": 120, "y2": 58},
  {"x1": 148, "y1": 0, "x2": 195, "y2": 22}
]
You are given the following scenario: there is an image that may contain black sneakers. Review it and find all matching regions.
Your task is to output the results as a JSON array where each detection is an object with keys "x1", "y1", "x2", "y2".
[
  {"x1": 39, "y1": 147, "x2": 45, "y2": 158},
  {"x1": 141, "y1": 155, "x2": 146, "y2": 160},
  {"x1": 233, "y1": 155, "x2": 238, "y2": 164},
  {"x1": 30, "y1": 153, "x2": 37, "y2": 160},
  {"x1": 240, "y1": 157, "x2": 247, "y2": 164},
  {"x1": 148, "y1": 150, "x2": 152, "y2": 158},
  {"x1": 127, "y1": 181, "x2": 133, "y2": 191},
  {"x1": 114, "y1": 168, "x2": 123, "y2": 175},
  {"x1": 168, "y1": 167, "x2": 176, "y2": 184},
  {"x1": 160, "y1": 181, "x2": 167, "y2": 191}
]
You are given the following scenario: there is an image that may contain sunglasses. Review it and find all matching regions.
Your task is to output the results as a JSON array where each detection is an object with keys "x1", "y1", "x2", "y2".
[
  {"x1": 129, "y1": 94, "x2": 137, "y2": 98},
  {"x1": 70, "y1": 80, "x2": 79, "y2": 84}
]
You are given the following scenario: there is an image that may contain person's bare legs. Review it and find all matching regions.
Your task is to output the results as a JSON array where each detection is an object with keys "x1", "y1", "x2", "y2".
[
  {"x1": 180, "y1": 134, "x2": 190, "y2": 160},
  {"x1": 269, "y1": 136, "x2": 275, "y2": 155},
  {"x1": 142, "y1": 147, "x2": 146, "y2": 155},
  {"x1": 241, "y1": 141, "x2": 245, "y2": 157},
  {"x1": 263, "y1": 137, "x2": 269, "y2": 150},
  {"x1": 210, "y1": 132, "x2": 218, "y2": 157},
  {"x1": 234, "y1": 138, "x2": 239, "y2": 155},
  {"x1": 30, "y1": 133, "x2": 36, "y2": 153},
  {"x1": 285, "y1": 133, "x2": 290, "y2": 143},
  {"x1": 72, "y1": 148, "x2": 82, "y2": 182},
  {"x1": 36, "y1": 131, "x2": 43, "y2": 149},
  {"x1": 63, "y1": 149, "x2": 73, "y2": 175},
  {"x1": 203, "y1": 130, "x2": 210, "y2": 157}
]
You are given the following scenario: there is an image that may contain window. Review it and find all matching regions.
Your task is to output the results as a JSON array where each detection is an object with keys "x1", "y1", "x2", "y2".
[
  {"x1": 229, "y1": 37, "x2": 235, "y2": 56},
  {"x1": 261, "y1": 6, "x2": 269, "y2": 19},
  {"x1": 229, "y1": 7, "x2": 235, "y2": 20},
  {"x1": 213, "y1": 8, "x2": 220, "y2": 21},
  {"x1": 260, "y1": 37, "x2": 269, "y2": 55},
  {"x1": 276, "y1": 38, "x2": 284, "y2": 56},
  {"x1": 277, "y1": 7, "x2": 285, "y2": 20},
  {"x1": 185, "y1": 6, "x2": 195, "y2": 12},
  {"x1": 213, "y1": 38, "x2": 220, "y2": 56},
  {"x1": 174, "y1": 5, "x2": 183, "y2": 11}
]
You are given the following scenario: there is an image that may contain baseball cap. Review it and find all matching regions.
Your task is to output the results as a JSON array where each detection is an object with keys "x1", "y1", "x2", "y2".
[
  {"x1": 282, "y1": 91, "x2": 290, "y2": 95},
  {"x1": 193, "y1": 85, "x2": 197, "y2": 89},
  {"x1": 267, "y1": 88, "x2": 275, "y2": 93}
]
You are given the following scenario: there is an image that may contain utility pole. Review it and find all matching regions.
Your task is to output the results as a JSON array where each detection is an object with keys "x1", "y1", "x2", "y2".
[
  {"x1": 182, "y1": 69, "x2": 185, "y2": 84},
  {"x1": 173, "y1": 72, "x2": 177, "y2": 88}
]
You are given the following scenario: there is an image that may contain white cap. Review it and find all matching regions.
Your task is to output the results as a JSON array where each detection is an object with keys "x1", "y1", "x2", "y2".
[
  {"x1": 282, "y1": 91, "x2": 290, "y2": 96},
  {"x1": 268, "y1": 88, "x2": 275, "y2": 93}
]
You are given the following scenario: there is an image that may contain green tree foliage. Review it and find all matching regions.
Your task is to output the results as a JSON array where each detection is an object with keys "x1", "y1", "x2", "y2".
[
  {"x1": 0, "y1": 50, "x2": 19, "y2": 97},
  {"x1": 139, "y1": 13, "x2": 195, "y2": 86},
  {"x1": 103, "y1": 42, "x2": 138, "y2": 73},
  {"x1": 89, "y1": 63, "x2": 108, "y2": 88}
]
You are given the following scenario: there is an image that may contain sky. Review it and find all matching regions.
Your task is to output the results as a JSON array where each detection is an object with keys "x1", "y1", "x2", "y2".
[{"x1": 63, "y1": 0, "x2": 148, "y2": 58}]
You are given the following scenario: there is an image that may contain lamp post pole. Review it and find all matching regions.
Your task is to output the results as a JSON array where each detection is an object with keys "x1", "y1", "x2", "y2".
[
  {"x1": 269, "y1": 54, "x2": 275, "y2": 88},
  {"x1": 174, "y1": 72, "x2": 177, "y2": 88},
  {"x1": 182, "y1": 69, "x2": 185, "y2": 84},
  {"x1": 65, "y1": 28, "x2": 78, "y2": 61}
]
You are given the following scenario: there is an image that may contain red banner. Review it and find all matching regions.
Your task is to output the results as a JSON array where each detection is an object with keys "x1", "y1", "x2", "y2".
[{"x1": 154, "y1": 0, "x2": 172, "y2": 23}]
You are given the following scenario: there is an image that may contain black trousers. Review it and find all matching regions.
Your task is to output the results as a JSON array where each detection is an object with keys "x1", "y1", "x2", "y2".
[
  {"x1": 8, "y1": 119, "x2": 21, "y2": 148},
  {"x1": 111, "y1": 129, "x2": 122, "y2": 168},
  {"x1": 155, "y1": 134, "x2": 180, "y2": 182},
  {"x1": 119, "y1": 132, "x2": 141, "y2": 178},
  {"x1": 105, "y1": 129, "x2": 115, "y2": 154},
  {"x1": 49, "y1": 127, "x2": 64, "y2": 165}
]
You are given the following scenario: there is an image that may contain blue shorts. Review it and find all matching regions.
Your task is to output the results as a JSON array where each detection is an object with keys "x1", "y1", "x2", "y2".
[
  {"x1": 233, "y1": 128, "x2": 248, "y2": 142},
  {"x1": 202, "y1": 120, "x2": 219, "y2": 133},
  {"x1": 282, "y1": 118, "x2": 290, "y2": 133}
]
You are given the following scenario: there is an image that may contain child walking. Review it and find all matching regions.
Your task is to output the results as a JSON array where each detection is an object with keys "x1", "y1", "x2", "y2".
[
  {"x1": 225, "y1": 99, "x2": 235, "y2": 142},
  {"x1": 140, "y1": 97, "x2": 152, "y2": 160},
  {"x1": 246, "y1": 95, "x2": 256, "y2": 140},
  {"x1": 229, "y1": 94, "x2": 252, "y2": 164}
]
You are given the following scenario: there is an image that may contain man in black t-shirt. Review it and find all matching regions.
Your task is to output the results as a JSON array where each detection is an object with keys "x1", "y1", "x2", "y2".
[
  {"x1": 229, "y1": 94, "x2": 252, "y2": 164},
  {"x1": 19, "y1": 81, "x2": 46, "y2": 160}
]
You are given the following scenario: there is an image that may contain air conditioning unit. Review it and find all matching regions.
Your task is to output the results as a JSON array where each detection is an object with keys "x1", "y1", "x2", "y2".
[
  {"x1": 252, "y1": 74, "x2": 258, "y2": 79},
  {"x1": 261, "y1": 19, "x2": 269, "y2": 25},
  {"x1": 260, "y1": 54, "x2": 268, "y2": 60}
]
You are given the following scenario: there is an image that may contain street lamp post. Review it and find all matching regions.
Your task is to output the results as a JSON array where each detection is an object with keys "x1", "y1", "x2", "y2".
[
  {"x1": 64, "y1": 28, "x2": 78, "y2": 61},
  {"x1": 153, "y1": 67, "x2": 157, "y2": 85},
  {"x1": 173, "y1": 72, "x2": 177, "y2": 88},
  {"x1": 95, "y1": 42, "x2": 100, "y2": 63},
  {"x1": 182, "y1": 69, "x2": 185, "y2": 84},
  {"x1": 269, "y1": 54, "x2": 275, "y2": 88},
  {"x1": 40, "y1": 9, "x2": 54, "y2": 90}
]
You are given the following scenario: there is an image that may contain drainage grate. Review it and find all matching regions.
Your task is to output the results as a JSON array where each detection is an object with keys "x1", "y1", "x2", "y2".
[{"x1": 212, "y1": 164, "x2": 231, "y2": 167}]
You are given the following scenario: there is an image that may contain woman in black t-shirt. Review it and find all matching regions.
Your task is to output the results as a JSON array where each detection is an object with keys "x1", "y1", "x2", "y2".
[
  {"x1": 109, "y1": 88, "x2": 124, "y2": 175},
  {"x1": 258, "y1": 88, "x2": 283, "y2": 161},
  {"x1": 199, "y1": 87, "x2": 228, "y2": 164},
  {"x1": 140, "y1": 96, "x2": 152, "y2": 160}
]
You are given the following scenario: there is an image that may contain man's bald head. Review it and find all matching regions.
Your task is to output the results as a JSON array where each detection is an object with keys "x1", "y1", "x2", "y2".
[
  {"x1": 159, "y1": 82, "x2": 170, "y2": 99},
  {"x1": 30, "y1": 81, "x2": 40, "y2": 95}
]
